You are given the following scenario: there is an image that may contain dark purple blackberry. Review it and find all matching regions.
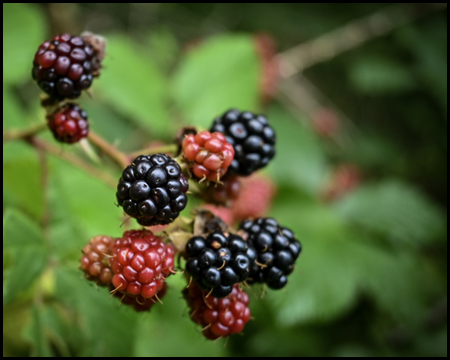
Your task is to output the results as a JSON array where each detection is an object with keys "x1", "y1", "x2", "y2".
[
  {"x1": 185, "y1": 231, "x2": 255, "y2": 298},
  {"x1": 239, "y1": 217, "x2": 301, "y2": 290},
  {"x1": 210, "y1": 109, "x2": 276, "y2": 176},
  {"x1": 32, "y1": 33, "x2": 103, "y2": 100},
  {"x1": 116, "y1": 154, "x2": 189, "y2": 226}
]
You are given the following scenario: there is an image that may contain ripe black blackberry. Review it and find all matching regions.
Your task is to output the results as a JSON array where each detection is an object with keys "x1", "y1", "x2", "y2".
[
  {"x1": 184, "y1": 231, "x2": 256, "y2": 298},
  {"x1": 239, "y1": 217, "x2": 301, "y2": 289},
  {"x1": 210, "y1": 109, "x2": 276, "y2": 176},
  {"x1": 116, "y1": 154, "x2": 189, "y2": 226},
  {"x1": 32, "y1": 33, "x2": 103, "y2": 100}
]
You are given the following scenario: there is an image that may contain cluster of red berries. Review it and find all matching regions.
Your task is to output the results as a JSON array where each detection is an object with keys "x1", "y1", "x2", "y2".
[{"x1": 32, "y1": 33, "x2": 105, "y2": 144}]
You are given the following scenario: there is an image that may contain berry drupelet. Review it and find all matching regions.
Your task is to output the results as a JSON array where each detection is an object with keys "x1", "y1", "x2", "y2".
[
  {"x1": 116, "y1": 154, "x2": 189, "y2": 226},
  {"x1": 32, "y1": 33, "x2": 103, "y2": 100},
  {"x1": 80, "y1": 235, "x2": 114, "y2": 286},
  {"x1": 239, "y1": 218, "x2": 301, "y2": 289},
  {"x1": 182, "y1": 131, "x2": 234, "y2": 183},
  {"x1": 210, "y1": 109, "x2": 276, "y2": 176},
  {"x1": 183, "y1": 282, "x2": 251, "y2": 340},
  {"x1": 47, "y1": 103, "x2": 89, "y2": 144},
  {"x1": 184, "y1": 231, "x2": 256, "y2": 298},
  {"x1": 109, "y1": 230, "x2": 175, "y2": 299},
  {"x1": 110, "y1": 282, "x2": 168, "y2": 312}
]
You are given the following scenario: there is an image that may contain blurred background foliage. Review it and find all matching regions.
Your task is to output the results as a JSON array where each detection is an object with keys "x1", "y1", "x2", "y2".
[{"x1": 3, "y1": 3, "x2": 447, "y2": 357}]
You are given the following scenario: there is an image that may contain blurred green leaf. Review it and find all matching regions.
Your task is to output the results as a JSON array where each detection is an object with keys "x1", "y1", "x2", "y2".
[
  {"x1": 3, "y1": 209, "x2": 48, "y2": 305},
  {"x1": 3, "y1": 3, "x2": 47, "y2": 85},
  {"x1": 333, "y1": 180, "x2": 446, "y2": 247},
  {"x1": 95, "y1": 35, "x2": 171, "y2": 138},
  {"x1": 172, "y1": 34, "x2": 260, "y2": 128},
  {"x1": 348, "y1": 56, "x2": 416, "y2": 95},
  {"x1": 3, "y1": 142, "x2": 44, "y2": 220},
  {"x1": 22, "y1": 305, "x2": 52, "y2": 357},
  {"x1": 267, "y1": 105, "x2": 328, "y2": 195},
  {"x1": 3, "y1": 86, "x2": 28, "y2": 131}
]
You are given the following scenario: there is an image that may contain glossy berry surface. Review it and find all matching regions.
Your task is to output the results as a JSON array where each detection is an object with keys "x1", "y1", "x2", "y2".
[
  {"x1": 201, "y1": 174, "x2": 241, "y2": 206},
  {"x1": 116, "y1": 154, "x2": 189, "y2": 226},
  {"x1": 47, "y1": 103, "x2": 89, "y2": 144},
  {"x1": 32, "y1": 33, "x2": 102, "y2": 100},
  {"x1": 182, "y1": 131, "x2": 234, "y2": 182},
  {"x1": 185, "y1": 231, "x2": 255, "y2": 298},
  {"x1": 239, "y1": 217, "x2": 301, "y2": 289},
  {"x1": 111, "y1": 282, "x2": 168, "y2": 312},
  {"x1": 109, "y1": 230, "x2": 175, "y2": 298},
  {"x1": 210, "y1": 109, "x2": 276, "y2": 176},
  {"x1": 183, "y1": 282, "x2": 251, "y2": 340},
  {"x1": 80, "y1": 235, "x2": 114, "y2": 286}
]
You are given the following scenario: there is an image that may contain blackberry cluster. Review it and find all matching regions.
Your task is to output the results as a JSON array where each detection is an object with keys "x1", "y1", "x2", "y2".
[
  {"x1": 210, "y1": 109, "x2": 276, "y2": 176},
  {"x1": 240, "y1": 218, "x2": 301, "y2": 289},
  {"x1": 182, "y1": 131, "x2": 235, "y2": 182},
  {"x1": 109, "y1": 230, "x2": 175, "y2": 298},
  {"x1": 116, "y1": 154, "x2": 189, "y2": 226},
  {"x1": 80, "y1": 235, "x2": 114, "y2": 286},
  {"x1": 32, "y1": 33, "x2": 102, "y2": 100},
  {"x1": 185, "y1": 231, "x2": 256, "y2": 298},
  {"x1": 183, "y1": 282, "x2": 251, "y2": 340},
  {"x1": 47, "y1": 103, "x2": 89, "y2": 144}
]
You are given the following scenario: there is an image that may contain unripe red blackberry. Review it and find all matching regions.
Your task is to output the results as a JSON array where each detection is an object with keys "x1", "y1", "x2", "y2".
[
  {"x1": 116, "y1": 154, "x2": 189, "y2": 226},
  {"x1": 110, "y1": 282, "x2": 168, "y2": 312},
  {"x1": 47, "y1": 103, "x2": 88, "y2": 144},
  {"x1": 210, "y1": 109, "x2": 276, "y2": 176},
  {"x1": 240, "y1": 218, "x2": 301, "y2": 290},
  {"x1": 184, "y1": 231, "x2": 255, "y2": 298},
  {"x1": 32, "y1": 33, "x2": 103, "y2": 100},
  {"x1": 201, "y1": 174, "x2": 241, "y2": 206},
  {"x1": 182, "y1": 131, "x2": 235, "y2": 183},
  {"x1": 109, "y1": 230, "x2": 175, "y2": 299},
  {"x1": 80, "y1": 235, "x2": 114, "y2": 286},
  {"x1": 183, "y1": 282, "x2": 251, "y2": 340}
]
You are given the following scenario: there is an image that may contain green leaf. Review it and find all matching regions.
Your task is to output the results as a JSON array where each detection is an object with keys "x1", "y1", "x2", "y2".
[
  {"x1": 267, "y1": 105, "x2": 328, "y2": 195},
  {"x1": 348, "y1": 56, "x2": 416, "y2": 95},
  {"x1": 22, "y1": 305, "x2": 52, "y2": 357},
  {"x1": 3, "y1": 209, "x2": 48, "y2": 305},
  {"x1": 3, "y1": 86, "x2": 28, "y2": 131},
  {"x1": 333, "y1": 180, "x2": 446, "y2": 247},
  {"x1": 3, "y1": 3, "x2": 47, "y2": 85},
  {"x1": 3, "y1": 142, "x2": 44, "y2": 220},
  {"x1": 172, "y1": 34, "x2": 261, "y2": 128},
  {"x1": 95, "y1": 35, "x2": 171, "y2": 138}
]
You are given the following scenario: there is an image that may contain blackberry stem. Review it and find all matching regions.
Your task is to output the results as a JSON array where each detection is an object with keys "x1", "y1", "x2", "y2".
[
  {"x1": 2, "y1": 122, "x2": 47, "y2": 141},
  {"x1": 88, "y1": 130, "x2": 129, "y2": 168}
]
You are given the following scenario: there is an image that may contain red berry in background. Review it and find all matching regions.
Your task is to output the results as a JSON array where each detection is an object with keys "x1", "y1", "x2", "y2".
[
  {"x1": 312, "y1": 108, "x2": 340, "y2": 138},
  {"x1": 254, "y1": 33, "x2": 280, "y2": 105},
  {"x1": 110, "y1": 282, "x2": 168, "y2": 312},
  {"x1": 231, "y1": 174, "x2": 277, "y2": 222},
  {"x1": 198, "y1": 204, "x2": 234, "y2": 227},
  {"x1": 201, "y1": 174, "x2": 241, "y2": 206},
  {"x1": 32, "y1": 33, "x2": 103, "y2": 100},
  {"x1": 182, "y1": 131, "x2": 235, "y2": 183},
  {"x1": 47, "y1": 103, "x2": 89, "y2": 144},
  {"x1": 183, "y1": 282, "x2": 251, "y2": 340},
  {"x1": 109, "y1": 230, "x2": 175, "y2": 299},
  {"x1": 80, "y1": 235, "x2": 114, "y2": 286},
  {"x1": 321, "y1": 163, "x2": 361, "y2": 202}
]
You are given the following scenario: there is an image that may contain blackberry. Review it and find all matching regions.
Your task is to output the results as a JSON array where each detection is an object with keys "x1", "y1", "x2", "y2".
[
  {"x1": 201, "y1": 174, "x2": 241, "y2": 206},
  {"x1": 183, "y1": 282, "x2": 251, "y2": 340},
  {"x1": 116, "y1": 154, "x2": 189, "y2": 226},
  {"x1": 210, "y1": 109, "x2": 276, "y2": 176},
  {"x1": 109, "y1": 230, "x2": 175, "y2": 299},
  {"x1": 32, "y1": 33, "x2": 103, "y2": 100},
  {"x1": 47, "y1": 103, "x2": 89, "y2": 144},
  {"x1": 80, "y1": 235, "x2": 114, "y2": 286},
  {"x1": 185, "y1": 231, "x2": 255, "y2": 298},
  {"x1": 182, "y1": 131, "x2": 234, "y2": 182},
  {"x1": 239, "y1": 218, "x2": 301, "y2": 289},
  {"x1": 110, "y1": 282, "x2": 168, "y2": 312}
]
